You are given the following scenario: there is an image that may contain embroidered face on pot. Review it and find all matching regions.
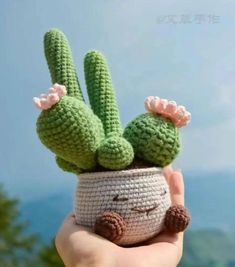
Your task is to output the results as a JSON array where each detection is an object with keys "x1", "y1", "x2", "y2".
[
  {"x1": 76, "y1": 169, "x2": 171, "y2": 219},
  {"x1": 75, "y1": 169, "x2": 174, "y2": 245},
  {"x1": 112, "y1": 186, "x2": 169, "y2": 217}
]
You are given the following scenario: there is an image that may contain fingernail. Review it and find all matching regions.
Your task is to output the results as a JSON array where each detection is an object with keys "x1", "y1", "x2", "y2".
[
  {"x1": 175, "y1": 168, "x2": 182, "y2": 173},
  {"x1": 164, "y1": 165, "x2": 173, "y2": 172}
]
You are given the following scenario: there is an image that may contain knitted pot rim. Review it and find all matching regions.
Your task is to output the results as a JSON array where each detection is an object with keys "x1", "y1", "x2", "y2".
[{"x1": 77, "y1": 167, "x2": 163, "y2": 180}]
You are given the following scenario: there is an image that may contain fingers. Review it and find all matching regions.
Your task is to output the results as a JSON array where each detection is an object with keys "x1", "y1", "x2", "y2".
[
  {"x1": 163, "y1": 165, "x2": 173, "y2": 184},
  {"x1": 55, "y1": 213, "x2": 106, "y2": 267},
  {"x1": 55, "y1": 212, "x2": 115, "y2": 252},
  {"x1": 143, "y1": 167, "x2": 185, "y2": 259},
  {"x1": 163, "y1": 166, "x2": 185, "y2": 206},
  {"x1": 168, "y1": 170, "x2": 185, "y2": 206},
  {"x1": 57, "y1": 213, "x2": 93, "y2": 238},
  {"x1": 66, "y1": 213, "x2": 75, "y2": 220}
]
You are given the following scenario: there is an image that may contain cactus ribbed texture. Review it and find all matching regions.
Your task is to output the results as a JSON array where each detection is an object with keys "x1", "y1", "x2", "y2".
[
  {"x1": 84, "y1": 51, "x2": 134, "y2": 170},
  {"x1": 44, "y1": 29, "x2": 84, "y2": 101},
  {"x1": 35, "y1": 28, "x2": 183, "y2": 174},
  {"x1": 56, "y1": 156, "x2": 83, "y2": 174},
  {"x1": 36, "y1": 29, "x2": 105, "y2": 172},
  {"x1": 84, "y1": 51, "x2": 122, "y2": 136},
  {"x1": 123, "y1": 113, "x2": 180, "y2": 167},
  {"x1": 37, "y1": 96, "x2": 104, "y2": 171},
  {"x1": 97, "y1": 135, "x2": 134, "y2": 170}
]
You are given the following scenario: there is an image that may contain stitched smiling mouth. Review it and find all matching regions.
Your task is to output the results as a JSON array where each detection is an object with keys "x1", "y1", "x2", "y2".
[
  {"x1": 112, "y1": 194, "x2": 161, "y2": 215},
  {"x1": 131, "y1": 204, "x2": 159, "y2": 216}
]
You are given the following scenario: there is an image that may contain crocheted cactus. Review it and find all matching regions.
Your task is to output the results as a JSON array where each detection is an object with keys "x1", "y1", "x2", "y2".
[
  {"x1": 35, "y1": 29, "x2": 133, "y2": 173},
  {"x1": 123, "y1": 113, "x2": 180, "y2": 167},
  {"x1": 84, "y1": 51, "x2": 134, "y2": 170},
  {"x1": 34, "y1": 28, "x2": 191, "y2": 174},
  {"x1": 44, "y1": 29, "x2": 84, "y2": 101},
  {"x1": 36, "y1": 29, "x2": 105, "y2": 173},
  {"x1": 34, "y1": 29, "x2": 191, "y2": 246},
  {"x1": 123, "y1": 96, "x2": 191, "y2": 167}
]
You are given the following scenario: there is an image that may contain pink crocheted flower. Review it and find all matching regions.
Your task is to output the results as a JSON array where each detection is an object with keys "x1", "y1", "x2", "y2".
[
  {"x1": 33, "y1": 83, "x2": 67, "y2": 110},
  {"x1": 144, "y1": 96, "x2": 191, "y2": 128}
]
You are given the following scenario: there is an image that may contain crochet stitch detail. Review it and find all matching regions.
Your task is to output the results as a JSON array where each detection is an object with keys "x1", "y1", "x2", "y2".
[
  {"x1": 75, "y1": 167, "x2": 171, "y2": 245},
  {"x1": 123, "y1": 113, "x2": 180, "y2": 167},
  {"x1": 164, "y1": 205, "x2": 190, "y2": 233},
  {"x1": 95, "y1": 211, "x2": 126, "y2": 242},
  {"x1": 34, "y1": 28, "x2": 191, "y2": 245},
  {"x1": 44, "y1": 29, "x2": 84, "y2": 101},
  {"x1": 35, "y1": 28, "x2": 191, "y2": 172},
  {"x1": 144, "y1": 96, "x2": 191, "y2": 128},
  {"x1": 33, "y1": 84, "x2": 67, "y2": 110}
]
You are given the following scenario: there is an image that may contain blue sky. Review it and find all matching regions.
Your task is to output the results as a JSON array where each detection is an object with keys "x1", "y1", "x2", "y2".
[{"x1": 0, "y1": 0, "x2": 235, "y2": 201}]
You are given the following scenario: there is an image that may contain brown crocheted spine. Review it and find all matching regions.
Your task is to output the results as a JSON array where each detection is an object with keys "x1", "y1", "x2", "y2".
[
  {"x1": 164, "y1": 205, "x2": 190, "y2": 233},
  {"x1": 95, "y1": 211, "x2": 126, "y2": 242}
]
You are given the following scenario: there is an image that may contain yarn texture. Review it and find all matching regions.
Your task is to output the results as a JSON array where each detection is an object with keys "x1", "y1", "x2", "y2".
[
  {"x1": 35, "y1": 28, "x2": 182, "y2": 172},
  {"x1": 74, "y1": 168, "x2": 171, "y2": 245},
  {"x1": 164, "y1": 205, "x2": 190, "y2": 233},
  {"x1": 44, "y1": 29, "x2": 84, "y2": 100},
  {"x1": 34, "y1": 28, "x2": 191, "y2": 245},
  {"x1": 84, "y1": 50, "x2": 134, "y2": 170},
  {"x1": 123, "y1": 113, "x2": 180, "y2": 167}
]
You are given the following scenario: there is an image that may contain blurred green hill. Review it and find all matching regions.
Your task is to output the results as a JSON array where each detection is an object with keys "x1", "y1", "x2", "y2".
[{"x1": 180, "y1": 230, "x2": 235, "y2": 267}]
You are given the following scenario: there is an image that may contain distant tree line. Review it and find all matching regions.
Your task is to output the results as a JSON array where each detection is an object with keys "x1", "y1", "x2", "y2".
[{"x1": 0, "y1": 185, "x2": 64, "y2": 266}]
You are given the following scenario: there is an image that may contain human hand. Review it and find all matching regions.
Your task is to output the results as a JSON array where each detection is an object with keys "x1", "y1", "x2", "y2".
[{"x1": 55, "y1": 166, "x2": 187, "y2": 267}]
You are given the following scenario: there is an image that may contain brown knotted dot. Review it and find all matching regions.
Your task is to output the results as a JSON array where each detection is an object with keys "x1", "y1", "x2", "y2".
[
  {"x1": 164, "y1": 205, "x2": 190, "y2": 233},
  {"x1": 95, "y1": 211, "x2": 126, "y2": 242}
]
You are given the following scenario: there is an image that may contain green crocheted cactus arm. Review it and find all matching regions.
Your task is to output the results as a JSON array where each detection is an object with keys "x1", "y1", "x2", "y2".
[
  {"x1": 56, "y1": 156, "x2": 83, "y2": 174},
  {"x1": 84, "y1": 50, "x2": 122, "y2": 135},
  {"x1": 96, "y1": 133, "x2": 134, "y2": 170},
  {"x1": 44, "y1": 29, "x2": 84, "y2": 101},
  {"x1": 36, "y1": 96, "x2": 105, "y2": 171},
  {"x1": 37, "y1": 29, "x2": 105, "y2": 173},
  {"x1": 123, "y1": 113, "x2": 181, "y2": 167},
  {"x1": 84, "y1": 51, "x2": 134, "y2": 170}
]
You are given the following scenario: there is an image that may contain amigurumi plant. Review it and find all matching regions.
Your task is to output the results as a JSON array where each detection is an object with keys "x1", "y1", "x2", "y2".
[{"x1": 34, "y1": 28, "x2": 191, "y2": 245}]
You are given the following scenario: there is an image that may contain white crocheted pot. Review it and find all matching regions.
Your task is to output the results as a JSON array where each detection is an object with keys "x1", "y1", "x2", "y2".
[{"x1": 74, "y1": 167, "x2": 171, "y2": 245}]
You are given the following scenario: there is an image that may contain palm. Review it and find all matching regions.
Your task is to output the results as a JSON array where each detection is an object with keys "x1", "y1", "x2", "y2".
[{"x1": 56, "y1": 167, "x2": 186, "y2": 267}]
